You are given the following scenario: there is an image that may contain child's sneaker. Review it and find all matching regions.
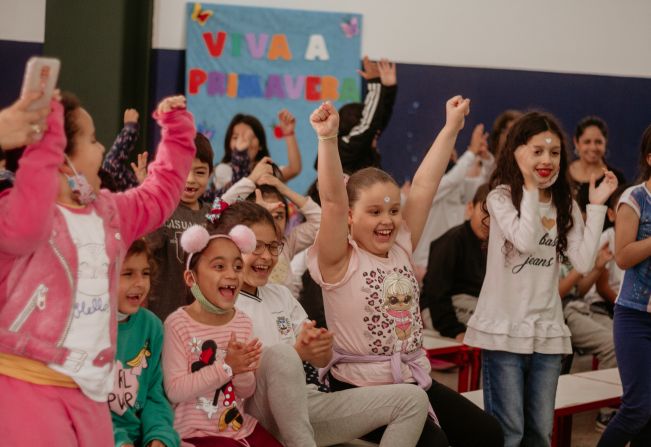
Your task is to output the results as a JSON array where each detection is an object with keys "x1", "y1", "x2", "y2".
[{"x1": 595, "y1": 409, "x2": 616, "y2": 432}]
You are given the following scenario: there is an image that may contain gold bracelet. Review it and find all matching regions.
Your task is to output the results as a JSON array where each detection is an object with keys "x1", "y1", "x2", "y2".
[{"x1": 318, "y1": 134, "x2": 338, "y2": 141}]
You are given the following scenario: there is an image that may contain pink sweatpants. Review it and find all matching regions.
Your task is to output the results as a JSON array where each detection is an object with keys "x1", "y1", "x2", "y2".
[{"x1": 0, "y1": 374, "x2": 113, "y2": 447}]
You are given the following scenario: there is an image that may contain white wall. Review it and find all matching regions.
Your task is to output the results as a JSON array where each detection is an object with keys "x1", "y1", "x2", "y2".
[
  {"x1": 0, "y1": 0, "x2": 46, "y2": 43},
  {"x1": 3, "y1": 0, "x2": 651, "y2": 79},
  {"x1": 153, "y1": 0, "x2": 651, "y2": 78}
]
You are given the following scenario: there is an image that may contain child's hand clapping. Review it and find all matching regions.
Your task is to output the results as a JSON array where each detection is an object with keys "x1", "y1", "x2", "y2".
[
  {"x1": 589, "y1": 169, "x2": 619, "y2": 206},
  {"x1": 277, "y1": 109, "x2": 296, "y2": 137},
  {"x1": 294, "y1": 320, "x2": 334, "y2": 366},
  {"x1": 156, "y1": 95, "x2": 186, "y2": 114},
  {"x1": 225, "y1": 333, "x2": 262, "y2": 374},
  {"x1": 310, "y1": 102, "x2": 339, "y2": 138},
  {"x1": 445, "y1": 95, "x2": 470, "y2": 134},
  {"x1": 595, "y1": 241, "x2": 614, "y2": 270}
]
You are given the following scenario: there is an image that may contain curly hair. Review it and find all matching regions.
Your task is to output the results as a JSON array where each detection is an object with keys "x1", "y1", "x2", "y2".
[{"x1": 484, "y1": 111, "x2": 574, "y2": 260}]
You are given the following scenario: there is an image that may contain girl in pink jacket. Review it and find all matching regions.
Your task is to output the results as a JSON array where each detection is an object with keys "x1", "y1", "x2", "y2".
[{"x1": 0, "y1": 93, "x2": 196, "y2": 446}]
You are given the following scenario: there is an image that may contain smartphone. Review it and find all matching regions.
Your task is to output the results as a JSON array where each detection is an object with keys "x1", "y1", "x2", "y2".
[{"x1": 20, "y1": 56, "x2": 61, "y2": 138}]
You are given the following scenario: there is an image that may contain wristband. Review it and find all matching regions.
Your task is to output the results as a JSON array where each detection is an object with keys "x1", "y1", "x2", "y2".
[
  {"x1": 318, "y1": 134, "x2": 338, "y2": 141},
  {"x1": 283, "y1": 131, "x2": 295, "y2": 137}
]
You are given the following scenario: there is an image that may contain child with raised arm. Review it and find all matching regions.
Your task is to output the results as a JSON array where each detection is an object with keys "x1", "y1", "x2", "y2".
[
  {"x1": 0, "y1": 93, "x2": 196, "y2": 445},
  {"x1": 162, "y1": 223, "x2": 280, "y2": 446},
  {"x1": 102, "y1": 108, "x2": 148, "y2": 192},
  {"x1": 212, "y1": 200, "x2": 428, "y2": 447},
  {"x1": 307, "y1": 99, "x2": 503, "y2": 446},
  {"x1": 597, "y1": 124, "x2": 651, "y2": 446},
  {"x1": 110, "y1": 239, "x2": 179, "y2": 447},
  {"x1": 464, "y1": 111, "x2": 618, "y2": 446}
]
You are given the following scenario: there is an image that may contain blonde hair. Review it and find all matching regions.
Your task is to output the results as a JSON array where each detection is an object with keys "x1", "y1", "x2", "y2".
[{"x1": 382, "y1": 272, "x2": 414, "y2": 306}]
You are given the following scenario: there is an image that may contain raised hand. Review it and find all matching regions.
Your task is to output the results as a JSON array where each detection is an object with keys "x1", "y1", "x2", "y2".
[
  {"x1": 445, "y1": 95, "x2": 470, "y2": 134},
  {"x1": 156, "y1": 95, "x2": 186, "y2": 114},
  {"x1": 123, "y1": 108, "x2": 139, "y2": 125},
  {"x1": 130, "y1": 151, "x2": 148, "y2": 184},
  {"x1": 356, "y1": 55, "x2": 380, "y2": 80},
  {"x1": 310, "y1": 102, "x2": 339, "y2": 138},
  {"x1": 589, "y1": 170, "x2": 618, "y2": 205},
  {"x1": 0, "y1": 91, "x2": 51, "y2": 150},
  {"x1": 378, "y1": 58, "x2": 397, "y2": 86},
  {"x1": 225, "y1": 332, "x2": 262, "y2": 374},
  {"x1": 277, "y1": 109, "x2": 296, "y2": 136},
  {"x1": 247, "y1": 156, "x2": 273, "y2": 183}
]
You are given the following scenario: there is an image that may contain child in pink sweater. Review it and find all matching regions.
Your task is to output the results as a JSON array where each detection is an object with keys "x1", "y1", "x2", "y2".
[{"x1": 162, "y1": 224, "x2": 281, "y2": 447}]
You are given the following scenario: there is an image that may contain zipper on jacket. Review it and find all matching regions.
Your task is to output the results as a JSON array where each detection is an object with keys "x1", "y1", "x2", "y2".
[
  {"x1": 8, "y1": 284, "x2": 48, "y2": 332},
  {"x1": 49, "y1": 238, "x2": 76, "y2": 346}
]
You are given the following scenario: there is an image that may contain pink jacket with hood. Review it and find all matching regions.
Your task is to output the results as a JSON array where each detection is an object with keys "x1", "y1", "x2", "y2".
[{"x1": 0, "y1": 100, "x2": 196, "y2": 374}]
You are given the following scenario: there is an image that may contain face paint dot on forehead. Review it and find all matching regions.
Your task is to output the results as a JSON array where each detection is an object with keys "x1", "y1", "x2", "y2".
[
  {"x1": 384, "y1": 196, "x2": 390, "y2": 203},
  {"x1": 545, "y1": 137, "x2": 552, "y2": 144}
]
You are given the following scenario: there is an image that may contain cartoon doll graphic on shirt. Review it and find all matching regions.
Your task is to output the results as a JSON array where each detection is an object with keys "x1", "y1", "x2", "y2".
[
  {"x1": 191, "y1": 339, "x2": 243, "y2": 432},
  {"x1": 382, "y1": 272, "x2": 416, "y2": 350}
]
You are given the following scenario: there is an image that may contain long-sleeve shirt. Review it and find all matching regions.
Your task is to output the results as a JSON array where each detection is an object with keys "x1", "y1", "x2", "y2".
[
  {"x1": 162, "y1": 308, "x2": 257, "y2": 442},
  {"x1": 313, "y1": 78, "x2": 397, "y2": 174},
  {"x1": 413, "y1": 150, "x2": 494, "y2": 268},
  {"x1": 101, "y1": 122, "x2": 140, "y2": 192},
  {"x1": 464, "y1": 186, "x2": 607, "y2": 354},
  {"x1": 421, "y1": 221, "x2": 486, "y2": 338},
  {"x1": 110, "y1": 308, "x2": 179, "y2": 447}
]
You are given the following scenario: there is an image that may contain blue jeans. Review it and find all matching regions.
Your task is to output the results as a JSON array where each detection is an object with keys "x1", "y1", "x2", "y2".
[
  {"x1": 597, "y1": 304, "x2": 651, "y2": 447},
  {"x1": 482, "y1": 350, "x2": 562, "y2": 447}
]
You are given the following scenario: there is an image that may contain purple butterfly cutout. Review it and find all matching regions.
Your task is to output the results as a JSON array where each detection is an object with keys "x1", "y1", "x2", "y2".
[{"x1": 340, "y1": 17, "x2": 359, "y2": 38}]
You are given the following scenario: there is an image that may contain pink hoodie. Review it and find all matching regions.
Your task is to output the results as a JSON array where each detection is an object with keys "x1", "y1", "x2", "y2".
[{"x1": 0, "y1": 101, "x2": 196, "y2": 372}]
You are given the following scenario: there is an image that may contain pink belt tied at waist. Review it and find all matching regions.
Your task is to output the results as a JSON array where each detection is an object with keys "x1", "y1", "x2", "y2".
[{"x1": 319, "y1": 346, "x2": 439, "y2": 424}]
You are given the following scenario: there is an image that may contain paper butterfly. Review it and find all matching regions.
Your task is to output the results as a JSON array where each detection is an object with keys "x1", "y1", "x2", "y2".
[
  {"x1": 340, "y1": 17, "x2": 359, "y2": 38},
  {"x1": 197, "y1": 122, "x2": 216, "y2": 141},
  {"x1": 191, "y1": 3, "x2": 213, "y2": 26}
]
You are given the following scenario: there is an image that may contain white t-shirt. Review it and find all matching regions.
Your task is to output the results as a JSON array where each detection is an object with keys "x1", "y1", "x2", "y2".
[
  {"x1": 49, "y1": 206, "x2": 113, "y2": 401},
  {"x1": 235, "y1": 283, "x2": 308, "y2": 346}
]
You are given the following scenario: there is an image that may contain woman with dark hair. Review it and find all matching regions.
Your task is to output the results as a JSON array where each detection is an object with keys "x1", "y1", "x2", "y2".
[
  {"x1": 212, "y1": 110, "x2": 302, "y2": 196},
  {"x1": 569, "y1": 116, "x2": 626, "y2": 211}
]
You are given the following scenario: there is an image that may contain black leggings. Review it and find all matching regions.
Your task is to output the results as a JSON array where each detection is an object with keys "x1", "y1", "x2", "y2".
[{"x1": 329, "y1": 375, "x2": 504, "y2": 447}]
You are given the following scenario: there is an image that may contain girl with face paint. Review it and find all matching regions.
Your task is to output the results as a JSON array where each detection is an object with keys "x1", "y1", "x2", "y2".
[
  {"x1": 0, "y1": 92, "x2": 197, "y2": 446},
  {"x1": 464, "y1": 111, "x2": 618, "y2": 446}
]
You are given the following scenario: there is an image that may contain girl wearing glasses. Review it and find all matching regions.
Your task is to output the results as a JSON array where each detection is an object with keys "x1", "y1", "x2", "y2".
[{"x1": 213, "y1": 200, "x2": 430, "y2": 447}]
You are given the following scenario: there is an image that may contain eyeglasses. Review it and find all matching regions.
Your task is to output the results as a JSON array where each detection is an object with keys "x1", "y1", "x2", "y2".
[{"x1": 253, "y1": 240, "x2": 284, "y2": 256}]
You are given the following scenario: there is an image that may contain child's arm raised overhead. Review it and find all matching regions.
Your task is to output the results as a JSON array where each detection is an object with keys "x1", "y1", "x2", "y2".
[
  {"x1": 113, "y1": 96, "x2": 196, "y2": 246},
  {"x1": 0, "y1": 98, "x2": 64, "y2": 255},
  {"x1": 311, "y1": 102, "x2": 351, "y2": 284},
  {"x1": 403, "y1": 95, "x2": 469, "y2": 249},
  {"x1": 277, "y1": 109, "x2": 302, "y2": 181},
  {"x1": 101, "y1": 108, "x2": 141, "y2": 191}
]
